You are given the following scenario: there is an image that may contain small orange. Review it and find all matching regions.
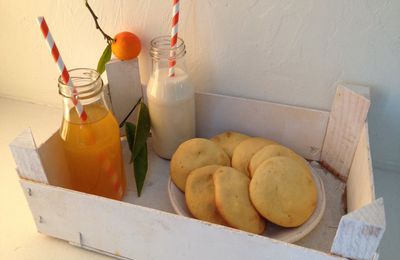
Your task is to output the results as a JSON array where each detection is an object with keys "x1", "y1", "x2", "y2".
[{"x1": 111, "y1": 32, "x2": 141, "y2": 60}]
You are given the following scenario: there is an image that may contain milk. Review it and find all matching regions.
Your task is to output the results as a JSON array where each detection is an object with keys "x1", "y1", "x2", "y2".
[{"x1": 147, "y1": 68, "x2": 195, "y2": 159}]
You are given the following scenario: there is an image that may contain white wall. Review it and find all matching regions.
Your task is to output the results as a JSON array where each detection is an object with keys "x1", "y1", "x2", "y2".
[{"x1": 0, "y1": 0, "x2": 399, "y2": 172}]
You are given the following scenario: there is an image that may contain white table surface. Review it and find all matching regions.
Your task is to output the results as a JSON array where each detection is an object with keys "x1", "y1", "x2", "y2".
[{"x1": 0, "y1": 96, "x2": 398, "y2": 260}]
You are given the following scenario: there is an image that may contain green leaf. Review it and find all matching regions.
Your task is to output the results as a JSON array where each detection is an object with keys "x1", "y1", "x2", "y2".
[
  {"x1": 125, "y1": 122, "x2": 136, "y2": 153},
  {"x1": 133, "y1": 143, "x2": 148, "y2": 196},
  {"x1": 126, "y1": 100, "x2": 151, "y2": 197},
  {"x1": 97, "y1": 44, "x2": 112, "y2": 75},
  {"x1": 132, "y1": 101, "x2": 151, "y2": 160}
]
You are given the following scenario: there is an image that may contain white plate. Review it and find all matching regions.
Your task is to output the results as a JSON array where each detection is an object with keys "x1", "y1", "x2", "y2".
[{"x1": 168, "y1": 163, "x2": 326, "y2": 243}]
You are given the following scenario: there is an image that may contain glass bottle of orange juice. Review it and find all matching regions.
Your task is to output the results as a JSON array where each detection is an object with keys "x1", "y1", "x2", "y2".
[{"x1": 58, "y1": 68, "x2": 126, "y2": 200}]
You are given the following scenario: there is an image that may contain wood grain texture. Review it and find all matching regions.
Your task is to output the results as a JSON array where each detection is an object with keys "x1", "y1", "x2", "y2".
[
  {"x1": 9, "y1": 89, "x2": 383, "y2": 259},
  {"x1": 321, "y1": 85, "x2": 370, "y2": 180},
  {"x1": 9, "y1": 128, "x2": 48, "y2": 184},
  {"x1": 347, "y1": 123, "x2": 375, "y2": 212},
  {"x1": 38, "y1": 135, "x2": 346, "y2": 254},
  {"x1": 296, "y1": 162, "x2": 346, "y2": 253},
  {"x1": 331, "y1": 198, "x2": 385, "y2": 260},
  {"x1": 20, "y1": 178, "x2": 344, "y2": 260},
  {"x1": 105, "y1": 58, "x2": 142, "y2": 128},
  {"x1": 196, "y1": 92, "x2": 329, "y2": 161}
]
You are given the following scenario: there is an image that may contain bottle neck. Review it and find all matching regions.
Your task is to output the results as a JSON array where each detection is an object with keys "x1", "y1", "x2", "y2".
[
  {"x1": 150, "y1": 36, "x2": 186, "y2": 75},
  {"x1": 58, "y1": 68, "x2": 108, "y2": 122}
]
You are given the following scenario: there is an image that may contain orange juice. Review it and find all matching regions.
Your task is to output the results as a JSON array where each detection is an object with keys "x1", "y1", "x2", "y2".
[{"x1": 60, "y1": 103, "x2": 126, "y2": 200}]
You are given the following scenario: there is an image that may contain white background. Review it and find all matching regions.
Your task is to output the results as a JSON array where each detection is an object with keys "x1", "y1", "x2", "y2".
[{"x1": 0, "y1": 0, "x2": 399, "y2": 172}]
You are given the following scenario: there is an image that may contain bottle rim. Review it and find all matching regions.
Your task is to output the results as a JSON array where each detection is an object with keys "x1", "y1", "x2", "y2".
[
  {"x1": 58, "y1": 68, "x2": 103, "y2": 99},
  {"x1": 149, "y1": 35, "x2": 186, "y2": 61}
]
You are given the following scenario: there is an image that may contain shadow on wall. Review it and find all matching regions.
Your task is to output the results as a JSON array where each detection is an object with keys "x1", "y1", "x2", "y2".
[{"x1": 368, "y1": 86, "x2": 400, "y2": 173}]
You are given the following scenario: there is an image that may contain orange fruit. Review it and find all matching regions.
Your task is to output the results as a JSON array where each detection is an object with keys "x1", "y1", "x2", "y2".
[{"x1": 111, "y1": 32, "x2": 141, "y2": 60}]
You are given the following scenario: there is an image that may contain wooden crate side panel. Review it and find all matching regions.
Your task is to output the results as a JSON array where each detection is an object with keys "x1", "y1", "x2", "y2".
[
  {"x1": 331, "y1": 198, "x2": 385, "y2": 260},
  {"x1": 9, "y1": 128, "x2": 48, "y2": 184},
  {"x1": 196, "y1": 93, "x2": 329, "y2": 161},
  {"x1": 37, "y1": 131, "x2": 71, "y2": 189},
  {"x1": 20, "y1": 180, "x2": 344, "y2": 260},
  {"x1": 347, "y1": 123, "x2": 375, "y2": 212},
  {"x1": 321, "y1": 85, "x2": 370, "y2": 180}
]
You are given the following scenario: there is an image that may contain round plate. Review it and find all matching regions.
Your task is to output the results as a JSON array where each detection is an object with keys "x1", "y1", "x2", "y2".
[{"x1": 168, "y1": 163, "x2": 326, "y2": 243}]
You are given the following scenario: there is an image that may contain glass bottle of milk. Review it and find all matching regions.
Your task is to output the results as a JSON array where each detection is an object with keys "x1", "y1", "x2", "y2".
[{"x1": 147, "y1": 36, "x2": 195, "y2": 159}]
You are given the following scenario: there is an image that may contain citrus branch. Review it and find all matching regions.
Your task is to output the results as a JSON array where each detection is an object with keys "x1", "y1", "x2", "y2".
[{"x1": 84, "y1": 0, "x2": 114, "y2": 44}]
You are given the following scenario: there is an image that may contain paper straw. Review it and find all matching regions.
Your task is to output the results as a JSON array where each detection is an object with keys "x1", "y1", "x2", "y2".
[
  {"x1": 168, "y1": 0, "x2": 180, "y2": 77},
  {"x1": 37, "y1": 16, "x2": 87, "y2": 121}
]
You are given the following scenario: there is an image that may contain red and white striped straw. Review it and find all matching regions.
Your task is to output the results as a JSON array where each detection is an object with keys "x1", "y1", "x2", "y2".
[
  {"x1": 168, "y1": 0, "x2": 180, "y2": 77},
  {"x1": 36, "y1": 16, "x2": 87, "y2": 121}
]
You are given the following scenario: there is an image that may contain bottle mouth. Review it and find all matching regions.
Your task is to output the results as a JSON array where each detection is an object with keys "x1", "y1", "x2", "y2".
[
  {"x1": 149, "y1": 35, "x2": 186, "y2": 60},
  {"x1": 58, "y1": 68, "x2": 103, "y2": 99}
]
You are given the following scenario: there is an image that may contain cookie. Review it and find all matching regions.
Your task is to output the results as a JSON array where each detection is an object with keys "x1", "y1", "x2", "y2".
[
  {"x1": 213, "y1": 167, "x2": 266, "y2": 234},
  {"x1": 210, "y1": 131, "x2": 250, "y2": 159},
  {"x1": 185, "y1": 165, "x2": 227, "y2": 225},
  {"x1": 231, "y1": 137, "x2": 275, "y2": 176},
  {"x1": 249, "y1": 144, "x2": 309, "y2": 177},
  {"x1": 170, "y1": 138, "x2": 230, "y2": 192},
  {"x1": 249, "y1": 156, "x2": 317, "y2": 227}
]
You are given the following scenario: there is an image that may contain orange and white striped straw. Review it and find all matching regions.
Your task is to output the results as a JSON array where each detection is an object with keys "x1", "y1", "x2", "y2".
[
  {"x1": 168, "y1": 0, "x2": 180, "y2": 77},
  {"x1": 36, "y1": 16, "x2": 87, "y2": 121}
]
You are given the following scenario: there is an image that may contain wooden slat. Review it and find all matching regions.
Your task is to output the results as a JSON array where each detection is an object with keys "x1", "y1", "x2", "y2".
[
  {"x1": 20, "y1": 179, "x2": 344, "y2": 260},
  {"x1": 37, "y1": 131, "x2": 71, "y2": 189},
  {"x1": 347, "y1": 123, "x2": 375, "y2": 212},
  {"x1": 9, "y1": 128, "x2": 48, "y2": 184},
  {"x1": 105, "y1": 58, "x2": 142, "y2": 130},
  {"x1": 37, "y1": 133, "x2": 347, "y2": 253},
  {"x1": 9, "y1": 88, "x2": 383, "y2": 259},
  {"x1": 195, "y1": 92, "x2": 329, "y2": 161},
  {"x1": 321, "y1": 85, "x2": 370, "y2": 180},
  {"x1": 331, "y1": 198, "x2": 385, "y2": 260}
]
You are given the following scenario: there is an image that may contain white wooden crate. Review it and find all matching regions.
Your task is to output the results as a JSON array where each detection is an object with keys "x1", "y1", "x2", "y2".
[{"x1": 9, "y1": 85, "x2": 385, "y2": 260}]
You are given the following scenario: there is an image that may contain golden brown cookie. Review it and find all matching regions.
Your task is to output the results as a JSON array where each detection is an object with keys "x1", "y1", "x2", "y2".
[
  {"x1": 185, "y1": 165, "x2": 227, "y2": 225},
  {"x1": 249, "y1": 156, "x2": 317, "y2": 227},
  {"x1": 231, "y1": 137, "x2": 275, "y2": 176},
  {"x1": 210, "y1": 131, "x2": 250, "y2": 159},
  {"x1": 170, "y1": 138, "x2": 230, "y2": 192},
  {"x1": 213, "y1": 167, "x2": 266, "y2": 234},
  {"x1": 249, "y1": 144, "x2": 309, "y2": 177}
]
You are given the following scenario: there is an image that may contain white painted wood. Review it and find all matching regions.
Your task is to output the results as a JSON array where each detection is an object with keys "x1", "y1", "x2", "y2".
[
  {"x1": 9, "y1": 89, "x2": 385, "y2": 259},
  {"x1": 331, "y1": 198, "x2": 385, "y2": 260},
  {"x1": 347, "y1": 123, "x2": 375, "y2": 212},
  {"x1": 37, "y1": 133, "x2": 345, "y2": 254},
  {"x1": 321, "y1": 85, "x2": 371, "y2": 180},
  {"x1": 37, "y1": 131, "x2": 71, "y2": 189},
  {"x1": 20, "y1": 179, "x2": 344, "y2": 260},
  {"x1": 9, "y1": 128, "x2": 48, "y2": 184},
  {"x1": 195, "y1": 92, "x2": 330, "y2": 161},
  {"x1": 121, "y1": 140, "x2": 175, "y2": 213},
  {"x1": 69, "y1": 240, "x2": 132, "y2": 260},
  {"x1": 296, "y1": 161, "x2": 346, "y2": 253},
  {"x1": 105, "y1": 58, "x2": 143, "y2": 128}
]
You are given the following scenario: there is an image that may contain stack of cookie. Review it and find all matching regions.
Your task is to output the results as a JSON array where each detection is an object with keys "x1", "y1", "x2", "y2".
[{"x1": 170, "y1": 132, "x2": 317, "y2": 235}]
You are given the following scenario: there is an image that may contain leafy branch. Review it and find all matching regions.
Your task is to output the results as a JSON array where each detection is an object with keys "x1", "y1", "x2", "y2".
[
  {"x1": 85, "y1": 0, "x2": 114, "y2": 75},
  {"x1": 84, "y1": 0, "x2": 114, "y2": 44},
  {"x1": 119, "y1": 97, "x2": 142, "y2": 128},
  {"x1": 124, "y1": 99, "x2": 151, "y2": 197},
  {"x1": 84, "y1": 0, "x2": 150, "y2": 197}
]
